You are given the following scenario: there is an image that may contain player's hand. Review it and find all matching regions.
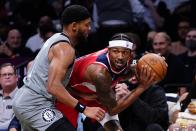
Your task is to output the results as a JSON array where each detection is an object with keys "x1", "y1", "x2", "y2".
[
  {"x1": 83, "y1": 106, "x2": 105, "y2": 121},
  {"x1": 138, "y1": 65, "x2": 156, "y2": 89},
  {"x1": 115, "y1": 83, "x2": 130, "y2": 100}
]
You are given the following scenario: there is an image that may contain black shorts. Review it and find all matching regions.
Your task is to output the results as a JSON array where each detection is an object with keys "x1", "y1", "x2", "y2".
[{"x1": 46, "y1": 117, "x2": 76, "y2": 131}]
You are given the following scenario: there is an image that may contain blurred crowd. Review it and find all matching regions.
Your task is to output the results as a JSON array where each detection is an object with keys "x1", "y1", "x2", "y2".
[{"x1": 0, "y1": 0, "x2": 196, "y2": 131}]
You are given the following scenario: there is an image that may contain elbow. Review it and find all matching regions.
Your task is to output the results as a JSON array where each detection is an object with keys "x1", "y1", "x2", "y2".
[{"x1": 107, "y1": 99, "x2": 128, "y2": 115}]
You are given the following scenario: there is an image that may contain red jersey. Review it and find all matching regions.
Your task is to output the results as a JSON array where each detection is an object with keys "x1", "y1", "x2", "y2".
[{"x1": 56, "y1": 48, "x2": 131, "y2": 127}]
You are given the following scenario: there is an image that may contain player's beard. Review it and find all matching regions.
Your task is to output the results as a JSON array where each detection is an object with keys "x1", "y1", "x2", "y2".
[{"x1": 76, "y1": 29, "x2": 88, "y2": 43}]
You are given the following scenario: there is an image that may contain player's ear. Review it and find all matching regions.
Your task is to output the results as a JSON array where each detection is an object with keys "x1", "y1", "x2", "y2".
[{"x1": 72, "y1": 22, "x2": 78, "y2": 32}]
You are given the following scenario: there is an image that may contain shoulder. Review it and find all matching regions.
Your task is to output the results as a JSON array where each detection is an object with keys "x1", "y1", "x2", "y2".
[
  {"x1": 85, "y1": 63, "x2": 110, "y2": 81},
  {"x1": 87, "y1": 63, "x2": 108, "y2": 73},
  {"x1": 48, "y1": 42, "x2": 75, "y2": 63},
  {"x1": 51, "y1": 42, "x2": 74, "y2": 54}
]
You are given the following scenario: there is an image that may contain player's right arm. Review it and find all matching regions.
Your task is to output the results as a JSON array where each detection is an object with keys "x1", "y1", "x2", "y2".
[
  {"x1": 110, "y1": 65, "x2": 156, "y2": 115},
  {"x1": 86, "y1": 64, "x2": 156, "y2": 115},
  {"x1": 47, "y1": 42, "x2": 105, "y2": 120}
]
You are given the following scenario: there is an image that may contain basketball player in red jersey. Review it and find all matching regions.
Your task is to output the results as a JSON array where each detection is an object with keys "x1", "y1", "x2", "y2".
[{"x1": 56, "y1": 33, "x2": 156, "y2": 131}]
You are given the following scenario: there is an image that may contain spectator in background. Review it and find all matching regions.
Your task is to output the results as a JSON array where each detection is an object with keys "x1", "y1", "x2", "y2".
[
  {"x1": 26, "y1": 24, "x2": 56, "y2": 70},
  {"x1": 168, "y1": 73, "x2": 196, "y2": 131},
  {"x1": 32, "y1": 22, "x2": 56, "y2": 56},
  {"x1": 181, "y1": 74, "x2": 196, "y2": 112},
  {"x1": 0, "y1": 29, "x2": 33, "y2": 58},
  {"x1": 92, "y1": 0, "x2": 134, "y2": 50},
  {"x1": 119, "y1": 74, "x2": 169, "y2": 131},
  {"x1": 152, "y1": 32, "x2": 185, "y2": 93},
  {"x1": 130, "y1": 0, "x2": 165, "y2": 30},
  {"x1": 146, "y1": 30, "x2": 157, "y2": 52},
  {"x1": 128, "y1": 0, "x2": 169, "y2": 53},
  {"x1": 161, "y1": 0, "x2": 190, "y2": 13},
  {"x1": 39, "y1": 24, "x2": 56, "y2": 42},
  {"x1": 0, "y1": 63, "x2": 21, "y2": 131},
  {"x1": 166, "y1": 85, "x2": 189, "y2": 124},
  {"x1": 125, "y1": 32, "x2": 142, "y2": 60},
  {"x1": 50, "y1": 0, "x2": 65, "y2": 31},
  {"x1": 8, "y1": 117, "x2": 21, "y2": 131},
  {"x1": 0, "y1": 23, "x2": 10, "y2": 44},
  {"x1": 178, "y1": 28, "x2": 196, "y2": 84},
  {"x1": 170, "y1": 19, "x2": 190, "y2": 55},
  {"x1": 25, "y1": 15, "x2": 54, "y2": 53},
  {"x1": 11, "y1": 0, "x2": 58, "y2": 41}
]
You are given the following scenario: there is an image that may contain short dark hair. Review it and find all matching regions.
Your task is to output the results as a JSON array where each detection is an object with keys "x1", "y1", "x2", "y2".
[
  {"x1": 0, "y1": 63, "x2": 16, "y2": 74},
  {"x1": 111, "y1": 33, "x2": 132, "y2": 42},
  {"x1": 61, "y1": 5, "x2": 90, "y2": 25}
]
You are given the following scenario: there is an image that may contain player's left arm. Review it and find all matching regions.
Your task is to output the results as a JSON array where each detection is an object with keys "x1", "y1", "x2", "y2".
[{"x1": 85, "y1": 64, "x2": 117, "y2": 111}]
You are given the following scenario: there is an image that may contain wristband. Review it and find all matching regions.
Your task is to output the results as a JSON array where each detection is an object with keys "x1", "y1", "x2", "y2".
[{"x1": 74, "y1": 102, "x2": 86, "y2": 113}]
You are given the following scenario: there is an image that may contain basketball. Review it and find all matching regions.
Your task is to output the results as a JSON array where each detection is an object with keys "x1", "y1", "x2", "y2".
[{"x1": 136, "y1": 53, "x2": 167, "y2": 83}]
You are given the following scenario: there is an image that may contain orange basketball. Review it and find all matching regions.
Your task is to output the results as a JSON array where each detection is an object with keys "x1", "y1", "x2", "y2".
[{"x1": 136, "y1": 53, "x2": 167, "y2": 83}]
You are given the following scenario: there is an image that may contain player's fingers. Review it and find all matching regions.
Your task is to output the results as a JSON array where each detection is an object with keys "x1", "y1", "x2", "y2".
[
  {"x1": 96, "y1": 113, "x2": 104, "y2": 121},
  {"x1": 143, "y1": 65, "x2": 148, "y2": 77},
  {"x1": 121, "y1": 84, "x2": 128, "y2": 90},
  {"x1": 146, "y1": 66, "x2": 152, "y2": 78},
  {"x1": 115, "y1": 88, "x2": 129, "y2": 95},
  {"x1": 115, "y1": 84, "x2": 123, "y2": 89},
  {"x1": 98, "y1": 107, "x2": 105, "y2": 114},
  {"x1": 115, "y1": 87, "x2": 124, "y2": 92},
  {"x1": 116, "y1": 92, "x2": 123, "y2": 97},
  {"x1": 116, "y1": 86, "x2": 124, "y2": 91},
  {"x1": 148, "y1": 72, "x2": 156, "y2": 84},
  {"x1": 96, "y1": 110, "x2": 105, "y2": 120},
  {"x1": 162, "y1": 56, "x2": 165, "y2": 60}
]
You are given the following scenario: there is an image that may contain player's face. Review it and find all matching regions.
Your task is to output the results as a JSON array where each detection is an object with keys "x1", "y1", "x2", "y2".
[
  {"x1": 108, "y1": 47, "x2": 131, "y2": 70},
  {"x1": 76, "y1": 18, "x2": 91, "y2": 42}
]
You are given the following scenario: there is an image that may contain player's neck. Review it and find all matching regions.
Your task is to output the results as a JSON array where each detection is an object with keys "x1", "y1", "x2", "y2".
[{"x1": 62, "y1": 31, "x2": 76, "y2": 48}]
